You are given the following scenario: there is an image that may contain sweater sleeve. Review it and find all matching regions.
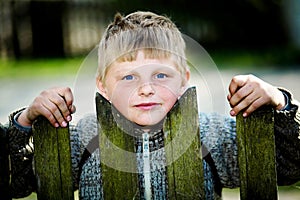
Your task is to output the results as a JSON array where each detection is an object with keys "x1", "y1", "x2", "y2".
[
  {"x1": 273, "y1": 89, "x2": 300, "y2": 185},
  {"x1": 8, "y1": 109, "x2": 36, "y2": 198}
]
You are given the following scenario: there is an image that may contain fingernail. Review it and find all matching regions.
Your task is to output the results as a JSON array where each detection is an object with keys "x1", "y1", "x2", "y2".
[
  {"x1": 62, "y1": 121, "x2": 67, "y2": 127},
  {"x1": 54, "y1": 123, "x2": 59, "y2": 128},
  {"x1": 227, "y1": 94, "x2": 231, "y2": 100},
  {"x1": 243, "y1": 112, "x2": 247, "y2": 117},
  {"x1": 67, "y1": 115, "x2": 72, "y2": 122},
  {"x1": 230, "y1": 110, "x2": 235, "y2": 116}
]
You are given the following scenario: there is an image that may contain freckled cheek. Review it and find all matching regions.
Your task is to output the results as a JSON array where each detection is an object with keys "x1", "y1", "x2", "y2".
[
  {"x1": 110, "y1": 97, "x2": 131, "y2": 117},
  {"x1": 159, "y1": 90, "x2": 179, "y2": 110},
  {"x1": 109, "y1": 83, "x2": 135, "y2": 99},
  {"x1": 111, "y1": 93, "x2": 131, "y2": 105},
  {"x1": 111, "y1": 91, "x2": 136, "y2": 111},
  {"x1": 165, "y1": 97, "x2": 177, "y2": 111},
  {"x1": 159, "y1": 84, "x2": 180, "y2": 97}
]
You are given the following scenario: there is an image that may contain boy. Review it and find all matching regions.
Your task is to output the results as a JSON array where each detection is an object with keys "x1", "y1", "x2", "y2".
[{"x1": 7, "y1": 11, "x2": 300, "y2": 199}]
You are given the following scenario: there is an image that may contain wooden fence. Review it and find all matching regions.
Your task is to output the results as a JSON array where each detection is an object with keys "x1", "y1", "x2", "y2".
[{"x1": 0, "y1": 87, "x2": 277, "y2": 199}]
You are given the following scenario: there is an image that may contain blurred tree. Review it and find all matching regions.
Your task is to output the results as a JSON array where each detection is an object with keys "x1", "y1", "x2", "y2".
[
  {"x1": 110, "y1": 0, "x2": 288, "y2": 49},
  {"x1": 1, "y1": 0, "x2": 297, "y2": 61},
  {"x1": 29, "y1": 1, "x2": 65, "y2": 58},
  {"x1": 11, "y1": 1, "x2": 21, "y2": 59},
  {"x1": 282, "y1": 0, "x2": 300, "y2": 49}
]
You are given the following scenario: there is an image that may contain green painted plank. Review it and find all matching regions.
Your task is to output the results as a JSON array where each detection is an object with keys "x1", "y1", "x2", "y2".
[
  {"x1": 96, "y1": 87, "x2": 205, "y2": 199},
  {"x1": 33, "y1": 117, "x2": 74, "y2": 200},
  {"x1": 96, "y1": 93, "x2": 139, "y2": 199},
  {"x1": 164, "y1": 87, "x2": 205, "y2": 199},
  {"x1": 236, "y1": 106, "x2": 278, "y2": 200}
]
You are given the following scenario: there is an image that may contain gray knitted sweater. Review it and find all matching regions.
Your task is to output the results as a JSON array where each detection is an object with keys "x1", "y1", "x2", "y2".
[{"x1": 7, "y1": 90, "x2": 300, "y2": 200}]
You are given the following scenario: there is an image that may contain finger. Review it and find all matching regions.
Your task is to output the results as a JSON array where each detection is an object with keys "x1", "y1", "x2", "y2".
[
  {"x1": 57, "y1": 95, "x2": 73, "y2": 122},
  {"x1": 69, "y1": 105, "x2": 76, "y2": 114},
  {"x1": 229, "y1": 83, "x2": 253, "y2": 108},
  {"x1": 228, "y1": 75, "x2": 247, "y2": 96},
  {"x1": 58, "y1": 87, "x2": 74, "y2": 121},
  {"x1": 24, "y1": 87, "x2": 74, "y2": 128},
  {"x1": 31, "y1": 105, "x2": 61, "y2": 128},
  {"x1": 44, "y1": 97, "x2": 69, "y2": 127},
  {"x1": 50, "y1": 94, "x2": 70, "y2": 118},
  {"x1": 65, "y1": 105, "x2": 76, "y2": 122},
  {"x1": 227, "y1": 93, "x2": 232, "y2": 101},
  {"x1": 58, "y1": 87, "x2": 74, "y2": 108},
  {"x1": 230, "y1": 91, "x2": 258, "y2": 116},
  {"x1": 241, "y1": 97, "x2": 266, "y2": 117}
]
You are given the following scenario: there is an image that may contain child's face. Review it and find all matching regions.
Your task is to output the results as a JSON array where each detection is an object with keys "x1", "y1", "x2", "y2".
[{"x1": 97, "y1": 51, "x2": 189, "y2": 126}]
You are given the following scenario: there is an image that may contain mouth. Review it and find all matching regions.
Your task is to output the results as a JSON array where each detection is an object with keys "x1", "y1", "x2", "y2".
[{"x1": 134, "y1": 102, "x2": 160, "y2": 111}]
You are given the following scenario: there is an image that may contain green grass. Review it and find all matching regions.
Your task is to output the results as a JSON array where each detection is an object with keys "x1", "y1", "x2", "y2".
[{"x1": 0, "y1": 57, "x2": 84, "y2": 79}]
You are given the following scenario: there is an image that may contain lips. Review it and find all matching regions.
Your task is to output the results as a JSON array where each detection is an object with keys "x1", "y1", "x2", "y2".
[{"x1": 135, "y1": 102, "x2": 160, "y2": 110}]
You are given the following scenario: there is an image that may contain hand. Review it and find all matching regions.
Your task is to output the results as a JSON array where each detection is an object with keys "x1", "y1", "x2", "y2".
[
  {"x1": 18, "y1": 87, "x2": 76, "y2": 127},
  {"x1": 227, "y1": 74, "x2": 286, "y2": 117}
]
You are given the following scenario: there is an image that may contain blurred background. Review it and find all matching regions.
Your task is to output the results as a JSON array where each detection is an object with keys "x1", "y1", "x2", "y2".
[
  {"x1": 1, "y1": 0, "x2": 300, "y2": 62},
  {"x1": 1, "y1": 0, "x2": 300, "y2": 199}
]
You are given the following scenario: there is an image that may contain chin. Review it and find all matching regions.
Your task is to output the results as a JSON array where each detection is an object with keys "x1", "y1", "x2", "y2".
[
  {"x1": 133, "y1": 116, "x2": 165, "y2": 127},
  {"x1": 134, "y1": 120, "x2": 157, "y2": 126},
  {"x1": 128, "y1": 110, "x2": 167, "y2": 127}
]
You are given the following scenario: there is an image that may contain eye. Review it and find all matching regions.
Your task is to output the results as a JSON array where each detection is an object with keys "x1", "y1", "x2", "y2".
[
  {"x1": 122, "y1": 75, "x2": 134, "y2": 80},
  {"x1": 156, "y1": 73, "x2": 167, "y2": 79}
]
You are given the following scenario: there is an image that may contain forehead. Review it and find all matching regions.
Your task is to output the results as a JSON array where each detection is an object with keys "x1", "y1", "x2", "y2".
[
  {"x1": 109, "y1": 51, "x2": 178, "y2": 72},
  {"x1": 115, "y1": 48, "x2": 176, "y2": 63},
  {"x1": 100, "y1": 48, "x2": 188, "y2": 82}
]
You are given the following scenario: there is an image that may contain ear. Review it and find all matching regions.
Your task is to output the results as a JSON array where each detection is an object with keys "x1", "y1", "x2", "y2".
[
  {"x1": 185, "y1": 69, "x2": 190, "y2": 82},
  {"x1": 96, "y1": 78, "x2": 110, "y2": 100}
]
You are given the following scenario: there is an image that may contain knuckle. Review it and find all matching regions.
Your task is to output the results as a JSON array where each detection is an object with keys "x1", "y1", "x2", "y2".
[
  {"x1": 235, "y1": 92, "x2": 243, "y2": 99},
  {"x1": 232, "y1": 76, "x2": 239, "y2": 83},
  {"x1": 251, "y1": 102, "x2": 260, "y2": 110},
  {"x1": 34, "y1": 95, "x2": 43, "y2": 103},
  {"x1": 45, "y1": 112, "x2": 55, "y2": 122},
  {"x1": 60, "y1": 86, "x2": 72, "y2": 94},
  {"x1": 56, "y1": 97, "x2": 66, "y2": 107},
  {"x1": 48, "y1": 104, "x2": 58, "y2": 113},
  {"x1": 40, "y1": 90, "x2": 50, "y2": 96},
  {"x1": 248, "y1": 74, "x2": 255, "y2": 79},
  {"x1": 65, "y1": 87, "x2": 72, "y2": 92}
]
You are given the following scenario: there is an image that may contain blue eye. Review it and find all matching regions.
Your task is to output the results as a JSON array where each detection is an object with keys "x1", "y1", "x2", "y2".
[
  {"x1": 156, "y1": 73, "x2": 167, "y2": 79},
  {"x1": 122, "y1": 75, "x2": 134, "y2": 80}
]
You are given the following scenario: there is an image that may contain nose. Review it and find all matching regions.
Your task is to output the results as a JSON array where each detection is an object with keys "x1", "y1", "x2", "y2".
[{"x1": 138, "y1": 82, "x2": 155, "y2": 96}]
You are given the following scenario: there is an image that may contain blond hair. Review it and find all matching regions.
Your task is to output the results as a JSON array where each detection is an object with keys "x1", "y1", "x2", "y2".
[{"x1": 97, "y1": 11, "x2": 188, "y2": 83}]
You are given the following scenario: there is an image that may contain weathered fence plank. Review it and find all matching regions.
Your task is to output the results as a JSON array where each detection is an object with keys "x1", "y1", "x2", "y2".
[
  {"x1": 236, "y1": 106, "x2": 278, "y2": 200},
  {"x1": 96, "y1": 86, "x2": 205, "y2": 199},
  {"x1": 164, "y1": 86, "x2": 205, "y2": 199},
  {"x1": 0, "y1": 124, "x2": 11, "y2": 200},
  {"x1": 30, "y1": 88, "x2": 279, "y2": 200},
  {"x1": 96, "y1": 93, "x2": 139, "y2": 199},
  {"x1": 33, "y1": 117, "x2": 74, "y2": 200}
]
